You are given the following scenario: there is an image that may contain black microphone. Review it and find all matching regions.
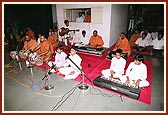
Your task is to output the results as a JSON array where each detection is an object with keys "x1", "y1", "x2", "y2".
[
  {"x1": 66, "y1": 54, "x2": 70, "y2": 59},
  {"x1": 130, "y1": 68, "x2": 133, "y2": 72},
  {"x1": 51, "y1": 63, "x2": 56, "y2": 70},
  {"x1": 42, "y1": 63, "x2": 56, "y2": 80}
]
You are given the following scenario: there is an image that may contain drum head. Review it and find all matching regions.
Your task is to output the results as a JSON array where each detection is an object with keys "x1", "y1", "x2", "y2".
[
  {"x1": 35, "y1": 56, "x2": 43, "y2": 66},
  {"x1": 19, "y1": 50, "x2": 28, "y2": 59},
  {"x1": 28, "y1": 53, "x2": 37, "y2": 64}
]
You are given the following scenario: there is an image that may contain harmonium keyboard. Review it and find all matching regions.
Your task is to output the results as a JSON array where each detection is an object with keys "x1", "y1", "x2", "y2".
[
  {"x1": 93, "y1": 76, "x2": 141, "y2": 99},
  {"x1": 74, "y1": 46, "x2": 107, "y2": 56}
]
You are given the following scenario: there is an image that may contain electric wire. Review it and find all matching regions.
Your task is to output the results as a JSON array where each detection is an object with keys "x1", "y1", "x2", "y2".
[
  {"x1": 72, "y1": 89, "x2": 81, "y2": 110},
  {"x1": 4, "y1": 49, "x2": 63, "y2": 98},
  {"x1": 51, "y1": 82, "x2": 82, "y2": 111},
  {"x1": 89, "y1": 85, "x2": 123, "y2": 102},
  {"x1": 5, "y1": 45, "x2": 123, "y2": 110}
]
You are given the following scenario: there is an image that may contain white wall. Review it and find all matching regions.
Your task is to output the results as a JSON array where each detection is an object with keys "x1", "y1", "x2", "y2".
[
  {"x1": 56, "y1": 4, "x2": 111, "y2": 47},
  {"x1": 51, "y1": 4, "x2": 57, "y2": 23},
  {"x1": 109, "y1": 4, "x2": 128, "y2": 46},
  {"x1": 56, "y1": 4, "x2": 128, "y2": 48}
]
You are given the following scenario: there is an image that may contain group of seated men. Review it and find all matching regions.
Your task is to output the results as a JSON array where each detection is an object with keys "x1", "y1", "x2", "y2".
[
  {"x1": 15, "y1": 23, "x2": 152, "y2": 88},
  {"x1": 129, "y1": 28, "x2": 164, "y2": 56},
  {"x1": 21, "y1": 23, "x2": 164, "y2": 70},
  {"x1": 60, "y1": 20, "x2": 164, "y2": 60}
]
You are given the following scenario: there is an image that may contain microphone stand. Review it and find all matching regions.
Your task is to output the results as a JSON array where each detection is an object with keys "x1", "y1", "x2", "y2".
[
  {"x1": 15, "y1": 52, "x2": 22, "y2": 70},
  {"x1": 42, "y1": 64, "x2": 55, "y2": 90},
  {"x1": 66, "y1": 55, "x2": 92, "y2": 90},
  {"x1": 41, "y1": 54, "x2": 56, "y2": 90}
]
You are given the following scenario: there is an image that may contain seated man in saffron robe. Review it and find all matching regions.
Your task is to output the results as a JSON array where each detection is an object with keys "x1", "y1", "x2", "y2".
[
  {"x1": 113, "y1": 32, "x2": 131, "y2": 58},
  {"x1": 47, "y1": 30, "x2": 59, "y2": 54},
  {"x1": 26, "y1": 27, "x2": 36, "y2": 40},
  {"x1": 22, "y1": 35, "x2": 38, "y2": 52},
  {"x1": 129, "y1": 29, "x2": 141, "y2": 48},
  {"x1": 88, "y1": 30, "x2": 104, "y2": 48},
  {"x1": 33, "y1": 35, "x2": 52, "y2": 63}
]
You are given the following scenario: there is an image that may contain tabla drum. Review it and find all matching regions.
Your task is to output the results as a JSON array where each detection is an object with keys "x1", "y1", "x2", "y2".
[
  {"x1": 35, "y1": 56, "x2": 43, "y2": 66},
  {"x1": 10, "y1": 51, "x2": 17, "y2": 59},
  {"x1": 19, "y1": 50, "x2": 28, "y2": 59},
  {"x1": 28, "y1": 52, "x2": 37, "y2": 65}
]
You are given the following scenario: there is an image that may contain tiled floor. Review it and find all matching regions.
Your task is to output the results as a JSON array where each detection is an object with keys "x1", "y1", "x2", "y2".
[{"x1": 3, "y1": 45, "x2": 165, "y2": 112}]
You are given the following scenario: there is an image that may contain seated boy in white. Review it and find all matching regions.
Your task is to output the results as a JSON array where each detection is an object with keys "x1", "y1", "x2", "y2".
[
  {"x1": 120, "y1": 54, "x2": 150, "y2": 88},
  {"x1": 102, "y1": 49, "x2": 126, "y2": 80},
  {"x1": 59, "y1": 46, "x2": 82, "y2": 80},
  {"x1": 46, "y1": 45, "x2": 67, "y2": 74}
]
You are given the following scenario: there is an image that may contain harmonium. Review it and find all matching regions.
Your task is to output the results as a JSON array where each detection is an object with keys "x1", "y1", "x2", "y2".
[
  {"x1": 74, "y1": 45, "x2": 107, "y2": 56},
  {"x1": 93, "y1": 76, "x2": 141, "y2": 99}
]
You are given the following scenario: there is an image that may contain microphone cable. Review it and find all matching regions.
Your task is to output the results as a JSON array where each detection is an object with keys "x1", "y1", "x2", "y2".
[
  {"x1": 89, "y1": 84, "x2": 123, "y2": 102},
  {"x1": 51, "y1": 82, "x2": 82, "y2": 111}
]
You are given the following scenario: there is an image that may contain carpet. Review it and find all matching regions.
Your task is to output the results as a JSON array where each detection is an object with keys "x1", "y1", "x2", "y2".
[
  {"x1": 131, "y1": 48, "x2": 151, "y2": 55},
  {"x1": 74, "y1": 53, "x2": 152, "y2": 105},
  {"x1": 10, "y1": 46, "x2": 152, "y2": 105}
]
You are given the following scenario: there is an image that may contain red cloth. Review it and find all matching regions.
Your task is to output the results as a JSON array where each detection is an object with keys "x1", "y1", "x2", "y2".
[
  {"x1": 20, "y1": 44, "x2": 152, "y2": 105},
  {"x1": 75, "y1": 54, "x2": 152, "y2": 105}
]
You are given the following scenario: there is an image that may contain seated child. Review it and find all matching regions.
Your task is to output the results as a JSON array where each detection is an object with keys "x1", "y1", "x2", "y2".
[
  {"x1": 102, "y1": 49, "x2": 126, "y2": 80},
  {"x1": 59, "y1": 46, "x2": 82, "y2": 80}
]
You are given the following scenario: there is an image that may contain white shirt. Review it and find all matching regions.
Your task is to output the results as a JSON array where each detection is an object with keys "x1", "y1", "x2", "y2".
[
  {"x1": 80, "y1": 36, "x2": 89, "y2": 45},
  {"x1": 54, "y1": 52, "x2": 67, "y2": 67},
  {"x1": 76, "y1": 16, "x2": 84, "y2": 23},
  {"x1": 64, "y1": 54, "x2": 82, "y2": 70},
  {"x1": 37, "y1": 38, "x2": 40, "y2": 45},
  {"x1": 135, "y1": 37, "x2": 149, "y2": 47},
  {"x1": 151, "y1": 32, "x2": 158, "y2": 40},
  {"x1": 126, "y1": 62, "x2": 147, "y2": 81},
  {"x1": 145, "y1": 33, "x2": 152, "y2": 43},
  {"x1": 151, "y1": 37, "x2": 164, "y2": 50},
  {"x1": 110, "y1": 57, "x2": 126, "y2": 75}
]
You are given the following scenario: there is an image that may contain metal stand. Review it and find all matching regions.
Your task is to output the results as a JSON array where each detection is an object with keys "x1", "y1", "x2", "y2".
[
  {"x1": 16, "y1": 54, "x2": 22, "y2": 70},
  {"x1": 65, "y1": 55, "x2": 91, "y2": 91},
  {"x1": 30, "y1": 67, "x2": 34, "y2": 77},
  {"x1": 26, "y1": 60, "x2": 34, "y2": 77},
  {"x1": 78, "y1": 72, "x2": 89, "y2": 90},
  {"x1": 16, "y1": 61, "x2": 22, "y2": 70},
  {"x1": 44, "y1": 74, "x2": 54, "y2": 90}
]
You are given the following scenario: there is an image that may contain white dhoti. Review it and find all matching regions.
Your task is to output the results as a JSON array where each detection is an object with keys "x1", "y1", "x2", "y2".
[
  {"x1": 101, "y1": 69, "x2": 123, "y2": 79},
  {"x1": 58, "y1": 67, "x2": 80, "y2": 80}
]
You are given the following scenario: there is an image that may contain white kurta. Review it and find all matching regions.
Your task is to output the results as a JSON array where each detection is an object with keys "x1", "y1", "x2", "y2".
[
  {"x1": 120, "y1": 62, "x2": 149, "y2": 87},
  {"x1": 151, "y1": 32, "x2": 158, "y2": 40},
  {"x1": 80, "y1": 36, "x2": 89, "y2": 45},
  {"x1": 76, "y1": 17, "x2": 84, "y2": 23},
  {"x1": 47, "y1": 52, "x2": 67, "y2": 73},
  {"x1": 145, "y1": 33, "x2": 152, "y2": 44},
  {"x1": 151, "y1": 38, "x2": 164, "y2": 50},
  {"x1": 135, "y1": 37, "x2": 149, "y2": 47},
  {"x1": 101, "y1": 57, "x2": 126, "y2": 78},
  {"x1": 59, "y1": 54, "x2": 82, "y2": 80}
]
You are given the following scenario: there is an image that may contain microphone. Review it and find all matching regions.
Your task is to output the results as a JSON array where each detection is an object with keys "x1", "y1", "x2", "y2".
[
  {"x1": 66, "y1": 54, "x2": 70, "y2": 59},
  {"x1": 51, "y1": 63, "x2": 56, "y2": 70},
  {"x1": 42, "y1": 63, "x2": 56, "y2": 80},
  {"x1": 130, "y1": 68, "x2": 133, "y2": 72}
]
